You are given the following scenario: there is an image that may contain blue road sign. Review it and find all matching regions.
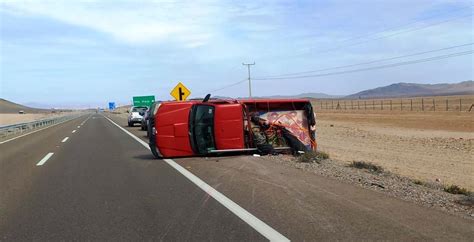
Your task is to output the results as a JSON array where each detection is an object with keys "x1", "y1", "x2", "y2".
[{"x1": 108, "y1": 102, "x2": 116, "y2": 110}]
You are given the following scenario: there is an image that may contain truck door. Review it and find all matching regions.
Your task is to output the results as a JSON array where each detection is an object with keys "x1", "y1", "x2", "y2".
[{"x1": 214, "y1": 104, "x2": 245, "y2": 150}]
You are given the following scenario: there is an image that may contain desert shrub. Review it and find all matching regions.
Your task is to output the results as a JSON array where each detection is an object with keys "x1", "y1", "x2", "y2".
[
  {"x1": 413, "y1": 179, "x2": 424, "y2": 185},
  {"x1": 297, "y1": 151, "x2": 329, "y2": 163},
  {"x1": 349, "y1": 161, "x2": 384, "y2": 173},
  {"x1": 444, "y1": 184, "x2": 471, "y2": 196}
]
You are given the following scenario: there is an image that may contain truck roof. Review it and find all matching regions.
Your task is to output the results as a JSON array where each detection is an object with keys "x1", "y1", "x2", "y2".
[{"x1": 159, "y1": 98, "x2": 311, "y2": 106}]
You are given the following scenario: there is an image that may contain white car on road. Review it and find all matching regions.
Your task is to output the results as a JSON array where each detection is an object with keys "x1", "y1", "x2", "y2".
[{"x1": 127, "y1": 106, "x2": 148, "y2": 127}]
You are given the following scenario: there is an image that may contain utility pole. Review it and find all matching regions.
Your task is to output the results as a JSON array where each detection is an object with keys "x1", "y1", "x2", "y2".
[{"x1": 242, "y1": 62, "x2": 255, "y2": 98}]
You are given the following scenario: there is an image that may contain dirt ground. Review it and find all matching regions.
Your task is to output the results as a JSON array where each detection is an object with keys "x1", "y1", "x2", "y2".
[
  {"x1": 0, "y1": 114, "x2": 63, "y2": 126},
  {"x1": 316, "y1": 111, "x2": 474, "y2": 190}
]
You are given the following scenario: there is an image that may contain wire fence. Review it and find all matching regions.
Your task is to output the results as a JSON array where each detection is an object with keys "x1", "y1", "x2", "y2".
[{"x1": 312, "y1": 96, "x2": 474, "y2": 112}]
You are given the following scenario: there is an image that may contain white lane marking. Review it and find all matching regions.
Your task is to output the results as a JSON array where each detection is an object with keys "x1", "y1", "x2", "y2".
[
  {"x1": 103, "y1": 115, "x2": 289, "y2": 242},
  {"x1": 104, "y1": 116, "x2": 149, "y2": 147},
  {"x1": 80, "y1": 114, "x2": 93, "y2": 125},
  {"x1": 36, "y1": 152, "x2": 54, "y2": 166},
  {"x1": 0, "y1": 115, "x2": 86, "y2": 145},
  {"x1": 61, "y1": 137, "x2": 69, "y2": 143},
  {"x1": 72, "y1": 130, "x2": 76, "y2": 133}
]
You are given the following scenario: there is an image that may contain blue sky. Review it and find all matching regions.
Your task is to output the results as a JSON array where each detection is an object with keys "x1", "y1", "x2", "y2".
[{"x1": 0, "y1": 0, "x2": 472, "y2": 108}]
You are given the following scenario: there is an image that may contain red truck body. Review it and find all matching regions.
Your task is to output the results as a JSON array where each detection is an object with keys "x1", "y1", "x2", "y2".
[{"x1": 149, "y1": 99, "x2": 316, "y2": 158}]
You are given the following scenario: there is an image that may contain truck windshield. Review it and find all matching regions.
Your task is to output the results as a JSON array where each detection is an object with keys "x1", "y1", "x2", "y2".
[{"x1": 189, "y1": 105, "x2": 216, "y2": 154}]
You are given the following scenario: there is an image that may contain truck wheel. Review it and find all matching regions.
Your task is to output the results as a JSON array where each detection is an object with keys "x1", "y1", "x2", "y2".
[{"x1": 128, "y1": 121, "x2": 132, "y2": 127}]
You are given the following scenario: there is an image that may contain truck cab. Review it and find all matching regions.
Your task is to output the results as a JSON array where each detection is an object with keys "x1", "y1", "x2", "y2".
[{"x1": 149, "y1": 99, "x2": 316, "y2": 158}]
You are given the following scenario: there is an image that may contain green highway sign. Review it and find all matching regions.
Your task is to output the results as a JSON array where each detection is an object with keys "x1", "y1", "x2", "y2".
[{"x1": 132, "y1": 95, "x2": 155, "y2": 107}]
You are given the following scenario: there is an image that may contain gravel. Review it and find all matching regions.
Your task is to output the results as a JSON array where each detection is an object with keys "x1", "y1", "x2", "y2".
[{"x1": 266, "y1": 154, "x2": 473, "y2": 220}]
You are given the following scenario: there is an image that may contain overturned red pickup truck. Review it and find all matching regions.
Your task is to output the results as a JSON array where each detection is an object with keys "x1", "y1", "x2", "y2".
[{"x1": 148, "y1": 98, "x2": 317, "y2": 158}]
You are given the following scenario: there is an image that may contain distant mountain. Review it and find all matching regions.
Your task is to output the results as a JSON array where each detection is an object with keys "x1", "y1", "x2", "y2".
[
  {"x1": 210, "y1": 92, "x2": 341, "y2": 100},
  {"x1": 264, "y1": 93, "x2": 343, "y2": 99},
  {"x1": 0, "y1": 98, "x2": 50, "y2": 113},
  {"x1": 346, "y1": 81, "x2": 474, "y2": 99}
]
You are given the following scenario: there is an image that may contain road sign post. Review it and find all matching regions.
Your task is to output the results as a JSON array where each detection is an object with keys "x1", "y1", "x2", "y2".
[{"x1": 170, "y1": 82, "x2": 191, "y2": 101}]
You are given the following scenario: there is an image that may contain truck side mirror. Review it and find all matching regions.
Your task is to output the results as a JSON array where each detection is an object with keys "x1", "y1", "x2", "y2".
[
  {"x1": 203, "y1": 94, "x2": 211, "y2": 102},
  {"x1": 126, "y1": 110, "x2": 130, "y2": 113}
]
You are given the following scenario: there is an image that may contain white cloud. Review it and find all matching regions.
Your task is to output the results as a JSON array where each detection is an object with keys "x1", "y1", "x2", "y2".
[{"x1": 1, "y1": 0, "x2": 222, "y2": 46}]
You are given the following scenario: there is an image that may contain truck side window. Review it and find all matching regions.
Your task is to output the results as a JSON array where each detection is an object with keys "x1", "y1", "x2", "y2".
[{"x1": 190, "y1": 105, "x2": 216, "y2": 154}]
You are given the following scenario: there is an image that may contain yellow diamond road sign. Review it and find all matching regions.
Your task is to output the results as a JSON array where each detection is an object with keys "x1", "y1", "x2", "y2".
[{"x1": 170, "y1": 82, "x2": 191, "y2": 101}]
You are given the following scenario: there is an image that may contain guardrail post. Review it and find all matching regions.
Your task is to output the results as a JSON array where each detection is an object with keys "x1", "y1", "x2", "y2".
[{"x1": 0, "y1": 114, "x2": 80, "y2": 141}]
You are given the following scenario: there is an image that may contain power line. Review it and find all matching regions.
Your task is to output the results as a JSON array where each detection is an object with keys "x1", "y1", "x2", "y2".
[
  {"x1": 198, "y1": 79, "x2": 247, "y2": 95},
  {"x1": 253, "y1": 50, "x2": 473, "y2": 81},
  {"x1": 196, "y1": 6, "x2": 474, "y2": 95},
  {"x1": 330, "y1": 5, "x2": 473, "y2": 46},
  {"x1": 200, "y1": 48, "x2": 472, "y2": 95},
  {"x1": 259, "y1": 5, "x2": 473, "y2": 61},
  {"x1": 298, "y1": 13, "x2": 473, "y2": 57},
  {"x1": 257, "y1": 43, "x2": 473, "y2": 78}
]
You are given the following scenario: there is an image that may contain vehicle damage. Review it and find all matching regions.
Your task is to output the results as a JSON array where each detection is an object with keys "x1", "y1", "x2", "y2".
[{"x1": 148, "y1": 96, "x2": 317, "y2": 158}]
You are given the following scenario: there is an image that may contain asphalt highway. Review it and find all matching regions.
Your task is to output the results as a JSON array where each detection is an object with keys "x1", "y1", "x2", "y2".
[{"x1": 1, "y1": 112, "x2": 473, "y2": 241}]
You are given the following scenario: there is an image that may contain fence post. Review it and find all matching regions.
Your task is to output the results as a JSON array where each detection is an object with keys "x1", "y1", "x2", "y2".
[
  {"x1": 421, "y1": 98, "x2": 424, "y2": 111},
  {"x1": 364, "y1": 101, "x2": 367, "y2": 110},
  {"x1": 332, "y1": 100, "x2": 334, "y2": 109},
  {"x1": 351, "y1": 100, "x2": 353, "y2": 109},
  {"x1": 372, "y1": 100, "x2": 375, "y2": 110},
  {"x1": 390, "y1": 100, "x2": 392, "y2": 110},
  {"x1": 433, "y1": 99, "x2": 435, "y2": 111},
  {"x1": 446, "y1": 99, "x2": 448, "y2": 111},
  {"x1": 381, "y1": 100, "x2": 383, "y2": 110},
  {"x1": 459, "y1": 98, "x2": 462, "y2": 111},
  {"x1": 410, "y1": 99, "x2": 413, "y2": 111},
  {"x1": 401, "y1": 99, "x2": 403, "y2": 111},
  {"x1": 344, "y1": 101, "x2": 346, "y2": 110}
]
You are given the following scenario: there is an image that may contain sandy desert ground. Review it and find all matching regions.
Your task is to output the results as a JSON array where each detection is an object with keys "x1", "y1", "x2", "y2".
[
  {"x1": 0, "y1": 113, "x2": 65, "y2": 126},
  {"x1": 316, "y1": 111, "x2": 473, "y2": 190}
]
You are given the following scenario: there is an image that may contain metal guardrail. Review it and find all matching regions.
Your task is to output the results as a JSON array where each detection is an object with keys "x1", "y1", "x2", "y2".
[{"x1": 0, "y1": 114, "x2": 83, "y2": 140}]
